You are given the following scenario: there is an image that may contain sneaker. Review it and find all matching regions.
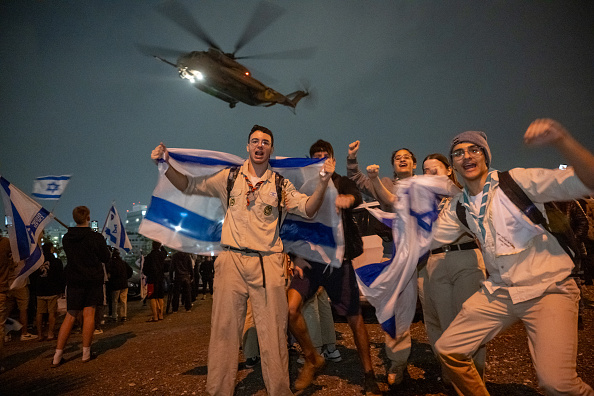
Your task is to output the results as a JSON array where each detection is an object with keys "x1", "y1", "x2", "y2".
[
  {"x1": 322, "y1": 348, "x2": 342, "y2": 362},
  {"x1": 20, "y1": 333, "x2": 39, "y2": 341},
  {"x1": 296, "y1": 355, "x2": 305, "y2": 365},
  {"x1": 120, "y1": 317, "x2": 128, "y2": 322},
  {"x1": 93, "y1": 329, "x2": 103, "y2": 335},
  {"x1": 364, "y1": 372, "x2": 382, "y2": 395},
  {"x1": 245, "y1": 356, "x2": 260, "y2": 368}
]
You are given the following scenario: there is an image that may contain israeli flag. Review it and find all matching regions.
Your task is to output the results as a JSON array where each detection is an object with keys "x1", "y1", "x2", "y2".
[
  {"x1": 32, "y1": 175, "x2": 71, "y2": 200},
  {"x1": 101, "y1": 204, "x2": 132, "y2": 252},
  {"x1": 139, "y1": 148, "x2": 343, "y2": 266},
  {"x1": 355, "y1": 175, "x2": 460, "y2": 339},
  {"x1": 1, "y1": 176, "x2": 53, "y2": 289}
]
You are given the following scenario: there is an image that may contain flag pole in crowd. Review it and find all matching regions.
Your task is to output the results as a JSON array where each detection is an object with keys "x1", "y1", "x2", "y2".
[{"x1": 101, "y1": 202, "x2": 132, "y2": 253}]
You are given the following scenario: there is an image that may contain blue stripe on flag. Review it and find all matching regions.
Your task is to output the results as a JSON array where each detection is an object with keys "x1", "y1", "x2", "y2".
[
  {"x1": 355, "y1": 261, "x2": 391, "y2": 287},
  {"x1": 18, "y1": 244, "x2": 43, "y2": 276},
  {"x1": 169, "y1": 152, "x2": 240, "y2": 167},
  {"x1": 381, "y1": 316, "x2": 396, "y2": 339},
  {"x1": 280, "y1": 218, "x2": 336, "y2": 247},
  {"x1": 35, "y1": 176, "x2": 70, "y2": 181},
  {"x1": 31, "y1": 193, "x2": 61, "y2": 199},
  {"x1": 270, "y1": 157, "x2": 323, "y2": 168},
  {"x1": 1, "y1": 179, "x2": 31, "y2": 260},
  {"x1": 145, "y1": 196, "x2": 222, "y2": 242}
]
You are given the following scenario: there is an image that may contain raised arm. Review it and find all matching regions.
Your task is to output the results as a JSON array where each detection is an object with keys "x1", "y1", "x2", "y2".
[
  {"x1": 366, "y1": 164, "x2": 395, "y2": 209},
  {"x1": 346, "y1": 140, "x2": 379, "y2": 198},
  {"x1": 151, "y1": 142, "x2": 189, "y2": 192},
  {"x1": 305, "y1": 158, "x2": 335, "y2": 217},
  {"x1": 524, "y1": 119, "x2": 594, "y2": 189}
]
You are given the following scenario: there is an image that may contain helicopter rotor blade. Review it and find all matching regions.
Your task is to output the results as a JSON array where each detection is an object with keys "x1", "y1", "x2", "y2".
[
  {"x1": 233, "y1": 1, "x2": 285, "y2": 55},
  {"x1": 235, "y1": 46, "x2": 317, "y2": 61},
  {"x1": 157, "y1": 0, "x2": 222, "y2": 51},
  {"x1": 135, "y1": 43, "x2": 186, "y2": 60}
]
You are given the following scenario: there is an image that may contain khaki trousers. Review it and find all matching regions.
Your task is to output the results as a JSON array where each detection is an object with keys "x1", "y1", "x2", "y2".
[
  {"x1": 242, "y1": 299, "x2": 259, "y2": 359},
  {"x1": 419, "y1": 249, "x2": 486, "y2": 377},
  {"x1": 435, "y1": 278, "x2": 594, "y2": 396},
  {"x1": 111, "y1": 288, "x2": 128, "y2": 319},
  {"x1": 206, "y1": 250, "x2": 292, "y2": 396},
  {"x1": 302, "y1": 288, "x2": 336, "y2": 350}
]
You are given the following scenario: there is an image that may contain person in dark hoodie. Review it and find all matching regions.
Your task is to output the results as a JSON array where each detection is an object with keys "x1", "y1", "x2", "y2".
[
  {"x1": 51, "y1": 206, "x2": 111, "y2": 367},
  {"x1": 108, "y1": 249, "x2": 132, "y2": 322}
]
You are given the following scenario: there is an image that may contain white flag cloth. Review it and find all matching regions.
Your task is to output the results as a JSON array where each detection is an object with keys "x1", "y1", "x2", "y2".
[
  {"x1": 102, "y1": 204, "x2": 132, "y2": 252},
  {"x1": 32, "y1": 175, "x2": 71, "y2": 200},
  {"x1": 355, "y1": 175, "x2": 460, "y2": 339},
  {"x1": 1, "y1": 176, "x2": 53, "y2": 289},
  {"x1": 139, "y1": 148, "x2": 344, "y2": 266}
]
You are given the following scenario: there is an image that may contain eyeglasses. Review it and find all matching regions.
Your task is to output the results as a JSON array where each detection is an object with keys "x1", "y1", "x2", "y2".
[
  {"x1": 394, "y1": 155, "x2": 412, "y2": 161},
  {"x1": 451, "y1": 145, "x2": 483, "y2": 160},
  {"x1": 249, "y1": 138, "x2": 271, "y2": 147}
]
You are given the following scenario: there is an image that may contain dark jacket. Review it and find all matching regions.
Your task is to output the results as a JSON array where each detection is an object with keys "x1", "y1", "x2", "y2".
[
  {"x1": 32, "y1": 255, "x2": 65, "y2": 297},
  {"x1": 171, "y1": 252, "x2": 193, "y2": 281},
  {"x1": 332, "y1": 172, "x2": 364, "y2": 260},
  {"x1": 143, "y1": 247, "x2": 167, "y2": 284},
  {"x1": 62, "y1": 227, "x2": 111, "y2": 288},
  {"x1": 108, "y1": 253, "x2": 132, "y2": 291},
  {"x1": 199, "y1": 257, "x2": 215, "y2": 279}
]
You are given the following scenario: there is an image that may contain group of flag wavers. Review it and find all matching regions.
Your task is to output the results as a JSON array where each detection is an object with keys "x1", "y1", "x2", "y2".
[{"x1": 0, "y1": 173, "x2": 134, "y2": 367}]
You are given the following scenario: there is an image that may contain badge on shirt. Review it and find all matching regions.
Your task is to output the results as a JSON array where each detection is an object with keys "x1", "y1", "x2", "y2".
[
  {"x1": 229, "y1": 198, "x2": 235, "y2": 207},
  {"x1": 264, "y1": 205, "x2": 273, "y2": 216}
]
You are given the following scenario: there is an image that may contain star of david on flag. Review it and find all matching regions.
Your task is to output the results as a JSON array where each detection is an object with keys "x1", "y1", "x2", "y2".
[
  {"x1": 101, "y1": 204, "x2": 132, "y2": 252},
  {"x1": 1, "y1": 176, "x2": 54, "y2": 289},
  {"x1": 32, "y1": 175, "x2": 71, "y2": 200}
]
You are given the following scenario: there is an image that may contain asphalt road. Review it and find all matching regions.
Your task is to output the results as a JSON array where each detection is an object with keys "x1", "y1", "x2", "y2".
[{"x1": 1, "y1": 285, "x2": 593, "y2": 396}]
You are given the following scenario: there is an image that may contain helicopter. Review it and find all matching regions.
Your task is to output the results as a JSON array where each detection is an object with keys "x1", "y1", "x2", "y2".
[{"x1": 139, "y1": 1, "x2": 312, "y2": 110}]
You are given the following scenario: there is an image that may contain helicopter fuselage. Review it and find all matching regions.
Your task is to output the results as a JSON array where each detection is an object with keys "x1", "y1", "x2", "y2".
[{"x1": 176, "y1": 49, "x2": 288, "y2": 108}]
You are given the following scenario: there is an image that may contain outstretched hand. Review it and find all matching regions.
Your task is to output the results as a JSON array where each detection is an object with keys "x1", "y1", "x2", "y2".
[
  {"x1": 151, "y1": 142, "x2": 169, "y2": 164},
  {"x1": 524, "y1": 119, "x2": 569, "y2": 147},
  {"x1": 348, "y1": 140, "x2": 360, "y2": 159}
]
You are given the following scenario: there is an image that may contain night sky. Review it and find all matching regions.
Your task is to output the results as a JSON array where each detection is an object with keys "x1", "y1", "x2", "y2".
[{"x1": 1, "y1": 0, "x2": 593, "y2": 227}]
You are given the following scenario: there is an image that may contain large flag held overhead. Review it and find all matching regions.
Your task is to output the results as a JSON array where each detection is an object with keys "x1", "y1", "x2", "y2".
[
  {"x1": 1, "y1": 176, "x2": 53, "y2": 289},
  {"x1": 139, "y1": 148, "x2": 344, "y2": 267},
  {"x1": 32, "y1": 175, "x2": 71, "y2": 200},
  {"x1": 102, "y1": 204, "x2": 132, "y2": 253},
  {"x1": 355, "y1": 175, "x2": 460, "y2": 339}
]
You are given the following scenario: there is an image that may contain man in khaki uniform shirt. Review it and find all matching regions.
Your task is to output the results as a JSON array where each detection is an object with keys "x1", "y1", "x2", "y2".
[{"x1": 151, "y1": 125, "x2": 334, "y2": 396}]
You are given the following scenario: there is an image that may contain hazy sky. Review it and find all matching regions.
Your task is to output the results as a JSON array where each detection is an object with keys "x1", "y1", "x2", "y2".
[{"x1": 1, "y1": 0, "x2": 593, "y2": 227}]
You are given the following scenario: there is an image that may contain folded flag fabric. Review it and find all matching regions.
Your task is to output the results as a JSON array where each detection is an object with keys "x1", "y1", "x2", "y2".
[
  {"x1": 139, "y1": 148, "x2": 343, "y2": 266},
  {"x1": 102, "y1": 204, "x2": 132, "y2": 252},
  {"x1": 1, "y1": 176, "x2": 53, "y2": 289},
  {"x1": 32, "y1": 175, "x2": 71, "y2": 200},
  {"x1": 355, "y1": 175, "x2": 460, "y2": 339}
]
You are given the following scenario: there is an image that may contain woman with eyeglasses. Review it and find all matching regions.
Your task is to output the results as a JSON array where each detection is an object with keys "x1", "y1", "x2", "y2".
[{"x1": 419, "y1": 153, "x2": 487, "y2": 384}]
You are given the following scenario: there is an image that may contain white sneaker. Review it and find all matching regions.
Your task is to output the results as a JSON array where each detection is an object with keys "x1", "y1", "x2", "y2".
[
  {"x1": 93, "y1": 329, "x2": 103, "y2": 335},
  {"x1": 20, "y1": 333, "x2": 39, "y2": 341},
  {"x1": 296, "y1": 355, "x2": 305, "y2": 365},
  {"x1": 322, "y1": 348, "x2": 342, "y2": 362}
]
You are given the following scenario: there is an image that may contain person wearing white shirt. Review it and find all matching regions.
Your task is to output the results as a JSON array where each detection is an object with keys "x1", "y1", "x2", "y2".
[{"x1": 432, "y1": 120, "x2": 594, "y2": 395}]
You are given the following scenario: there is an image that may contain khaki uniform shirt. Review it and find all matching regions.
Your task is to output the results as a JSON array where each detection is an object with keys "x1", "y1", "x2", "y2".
[{"x1": 184, "y1": 160, "x2": 311, "y2": 253}]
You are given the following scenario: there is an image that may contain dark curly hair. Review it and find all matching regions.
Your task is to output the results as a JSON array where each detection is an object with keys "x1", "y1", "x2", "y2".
[
  {"x1": 249, "y1": 125, "x2": 274, "y2": 147},
  {"x1": 309, "y1": 139, "x2": 334, "y2": 158},
  {"x1": 390, "y1": 148, "x2": 416, "y2": 178}
]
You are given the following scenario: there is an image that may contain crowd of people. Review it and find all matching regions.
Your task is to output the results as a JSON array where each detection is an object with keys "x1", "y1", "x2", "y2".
[
  {"x1": 1, "y1": 119, "x2": 593, "y2": 396},
  {"x1": 147, "y1": 120, "x2": 594, "y2": 395}
]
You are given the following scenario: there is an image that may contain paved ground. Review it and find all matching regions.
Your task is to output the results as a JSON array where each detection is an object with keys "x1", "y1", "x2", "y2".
[{"x1": 1, "y1": 285, "x2": 593, "y2": 396}]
